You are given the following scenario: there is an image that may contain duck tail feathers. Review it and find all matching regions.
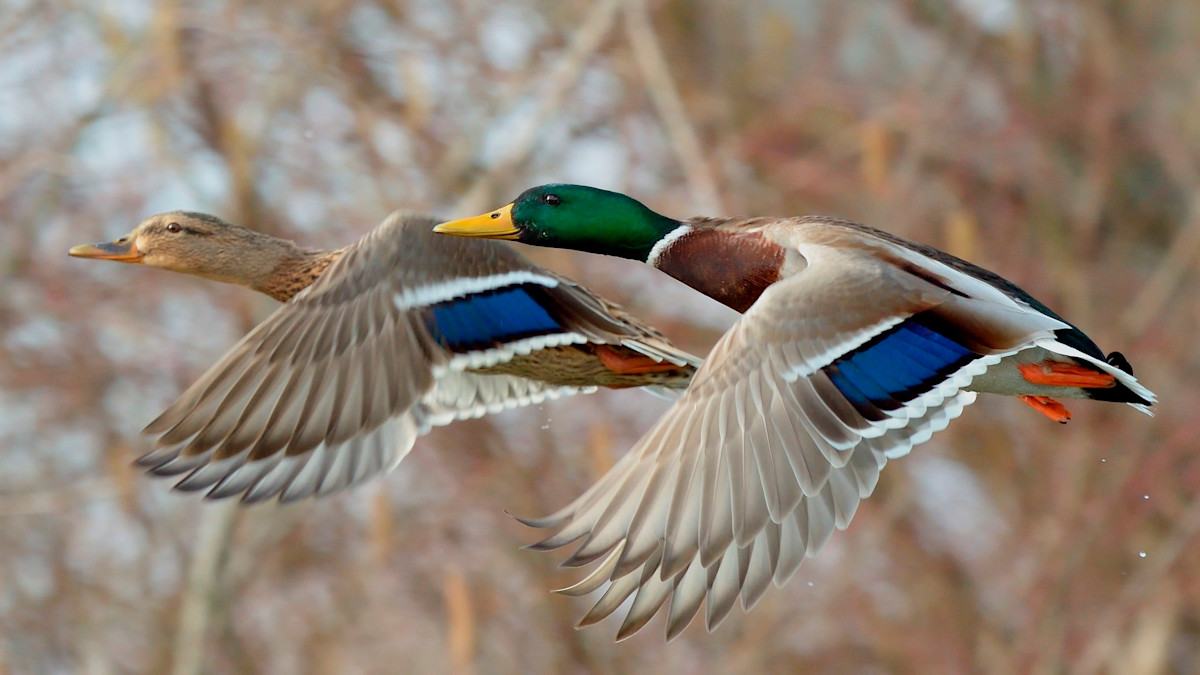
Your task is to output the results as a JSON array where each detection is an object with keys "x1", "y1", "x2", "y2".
[{"x1": 1034, "y1": 338, "x2": 1156, "y2": 414}]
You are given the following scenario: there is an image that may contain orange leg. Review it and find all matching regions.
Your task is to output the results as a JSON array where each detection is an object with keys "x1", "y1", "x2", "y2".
[
  {"x1": 1019, "y1": 395, "x2": 1072, "y2": 423},
  {"x1": 1018, "y1": 361, "x2": 1116, "y2": 388},
  {"x1": 595, "y1": 345, "x2": 680, "y2": 375}
]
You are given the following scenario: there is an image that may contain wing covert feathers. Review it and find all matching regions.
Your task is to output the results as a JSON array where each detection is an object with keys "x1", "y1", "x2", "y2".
[
  {"x1": 523, "y1": 229, "x2": 1155, "y2": 639},
  {"x1": 137, "y1": 211, "x2": 699, "y2": 502}
]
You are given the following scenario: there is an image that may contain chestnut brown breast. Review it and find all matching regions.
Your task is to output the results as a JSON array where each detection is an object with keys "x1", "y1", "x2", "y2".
[{"x1": 654, "y1": 227, "x2": 783, "y2": 313}]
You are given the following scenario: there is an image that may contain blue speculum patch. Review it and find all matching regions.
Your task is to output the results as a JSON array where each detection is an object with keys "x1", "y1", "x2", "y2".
[
  {"x1": 825, "y1": 315, "x2": 976, "y2": 414},
  {"x1": 426, "y1": 284, "x2": 564, "y2": 352}
]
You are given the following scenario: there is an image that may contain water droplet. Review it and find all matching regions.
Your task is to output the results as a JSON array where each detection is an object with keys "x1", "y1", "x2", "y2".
[
  {"x1": 806, "y1": 581, "x2": 814, "y2": 587},
  {"x1": 1100, "y1": 458, "x2": 1107, "y2": 463},
  {"x1": 1143, "y1": 494, "x2": 1149, "y2": 500},
  {"x1": 1138, "y1": 551, "x2": 1147, "y2": 558},
  {"x1": 540, "y1": 424, "x2": 550, "y2": 430}
]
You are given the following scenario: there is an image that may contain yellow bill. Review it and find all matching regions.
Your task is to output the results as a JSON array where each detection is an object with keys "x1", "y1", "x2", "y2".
[{"x1": 433, "y1": 202, "x2": 519, "y2": 239}]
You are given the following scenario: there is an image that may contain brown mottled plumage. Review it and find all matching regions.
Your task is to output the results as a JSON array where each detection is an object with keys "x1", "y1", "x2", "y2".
[
  {"x1": 71, "y1": 211, "x2": 345, "y2": 302},
  {"x1": 70, "y1": 210, "x2": 701, "y2": 503}
]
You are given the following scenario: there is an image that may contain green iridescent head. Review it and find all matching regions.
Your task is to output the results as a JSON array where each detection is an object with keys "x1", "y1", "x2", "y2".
[{"x1": 434, "y1": 184, "x2": 682, "y2": 262}]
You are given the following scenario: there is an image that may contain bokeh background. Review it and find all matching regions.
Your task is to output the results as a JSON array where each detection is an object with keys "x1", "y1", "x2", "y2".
[{"x1": 2, "y1": 0, "x2": 1196, "y2": 672}]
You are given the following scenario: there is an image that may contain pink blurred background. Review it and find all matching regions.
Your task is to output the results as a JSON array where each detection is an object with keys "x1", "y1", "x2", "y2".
[{"x1": 0, "y1": 1, "x2": 1194, "y2": 672}]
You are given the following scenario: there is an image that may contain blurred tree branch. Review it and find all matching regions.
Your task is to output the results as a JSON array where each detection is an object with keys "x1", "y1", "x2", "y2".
[
  {"x1": 170, "y1": 502, "x2": 237, "y2": 675},
  {"x1": 624, "y1": 0, "x2": 722, "y2": 213},
  {"x1": 1120, "y1": 192, "x2": 1200, "y2": 338},
  {"x1": 451, "y1": 0, "x2": 629, "y2": 215}
]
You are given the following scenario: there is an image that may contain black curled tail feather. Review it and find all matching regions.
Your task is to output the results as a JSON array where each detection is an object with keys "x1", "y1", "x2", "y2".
[
  {"x1": 1084, "y1": 353, "x2": 1151, "y2": 406},
  {"x1": 1106, "y1": 351, "x2": 1134, "y2": 376}
]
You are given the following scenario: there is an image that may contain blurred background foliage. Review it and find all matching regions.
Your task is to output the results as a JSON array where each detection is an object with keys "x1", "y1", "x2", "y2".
[{"x1": 1, "y1": 0, "x2": 1197, "y2": 672}]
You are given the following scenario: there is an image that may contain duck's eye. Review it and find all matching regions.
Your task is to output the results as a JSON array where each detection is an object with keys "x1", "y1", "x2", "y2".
[
  {"x1": 166, "y1": 222, "x2": 182, "y2": 233},
  {"x1": 544, "y1": 194, "x2": 561, "y2": 206}
]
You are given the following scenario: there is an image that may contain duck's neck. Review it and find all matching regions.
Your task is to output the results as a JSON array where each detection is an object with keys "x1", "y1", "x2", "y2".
[
  {"x1": 647, "y1": 225, "x2": 783, "y2": 314},
  {"x1": 254, "y1": 245, "x2": 342, "y2": 302}
]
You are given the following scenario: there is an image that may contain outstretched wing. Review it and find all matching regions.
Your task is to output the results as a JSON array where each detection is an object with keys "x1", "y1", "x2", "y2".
[
  {"x1": 524, "y1": 238, "x2": 1067, "y2": 640},
  {"x1": 137, "y1": 211, "x2": 699, "y2": 503}
]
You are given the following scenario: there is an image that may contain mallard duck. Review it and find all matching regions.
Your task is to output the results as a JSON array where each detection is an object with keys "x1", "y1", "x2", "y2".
[
  {"x1": 435, "y1": 184, "x2": 1157, "y2": 640},
  {"x1": 69, "y1": 210, "x2": 700, "y2": 503}
]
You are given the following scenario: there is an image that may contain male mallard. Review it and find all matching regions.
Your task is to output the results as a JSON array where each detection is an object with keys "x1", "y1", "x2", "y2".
[
  {"x1": 436, "y1": 184, "x2": 1156, "y2": 640},
  {"x1": 70, "y1": 210, "x2": 700, "y2": 503}
]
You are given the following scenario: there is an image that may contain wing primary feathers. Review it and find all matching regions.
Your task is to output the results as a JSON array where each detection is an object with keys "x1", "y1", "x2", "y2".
[{"x1": 131, "y1": 211, "x2": 699, "y2": 507}]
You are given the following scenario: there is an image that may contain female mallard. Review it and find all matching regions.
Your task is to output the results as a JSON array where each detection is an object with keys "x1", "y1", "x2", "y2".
[
  {"x1": 69, "y1": 210, "x2": 699, "y2": 503},
  {"x1": 436, "y1": 184, "x2": 1156, "y2": 640}
]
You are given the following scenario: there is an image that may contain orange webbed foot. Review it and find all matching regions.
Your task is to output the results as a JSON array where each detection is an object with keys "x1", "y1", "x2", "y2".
[
  {"x1": 595, "y1": 345, "x2": 680, "y2": 375},
  {"x1": 1018, "y1": 361, "x2": 1116, "y2": 388},
  {"x1": 1019, "y1": 395, "x2": 1072, "y2": 423}
]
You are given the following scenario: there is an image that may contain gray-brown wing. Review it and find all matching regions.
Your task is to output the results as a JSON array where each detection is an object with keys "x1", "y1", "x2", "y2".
[
  {"x1": 136, "y1": 211, "x2": 700, "y2": 503},
  {"x1": 522, "y1": 242, "x2": 1026, "y2": 639}
]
